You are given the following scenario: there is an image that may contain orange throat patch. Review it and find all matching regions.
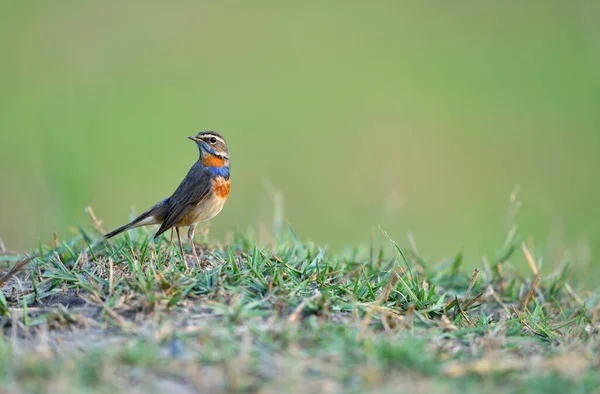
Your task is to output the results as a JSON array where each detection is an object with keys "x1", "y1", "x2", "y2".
[
  {"x1": 201, "y1": 154, "x2": 226, "y2": 168},
  {"x1": 213, "y1": 177, "x2": 231, "y2": 199}
]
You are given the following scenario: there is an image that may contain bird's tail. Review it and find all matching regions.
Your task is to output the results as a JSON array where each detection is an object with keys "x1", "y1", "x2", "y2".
[{"x1": 104, "y1": 209, "x2": 156, "y2": 239}]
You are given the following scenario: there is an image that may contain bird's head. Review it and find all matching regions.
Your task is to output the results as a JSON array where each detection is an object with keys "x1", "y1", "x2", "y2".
[{"x1": 188, "y1": 131, "x2": 229, "y2": 167}]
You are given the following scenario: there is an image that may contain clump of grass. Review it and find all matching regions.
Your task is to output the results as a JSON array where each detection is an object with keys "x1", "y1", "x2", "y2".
[{"x1": 0, "y1": 203, "x2": 598, "y2": 394}]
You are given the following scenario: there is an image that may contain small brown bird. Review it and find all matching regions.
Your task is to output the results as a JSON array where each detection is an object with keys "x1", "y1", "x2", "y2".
[{"x1": 104, "y1": 131, "x2": 231, "y2": 267}]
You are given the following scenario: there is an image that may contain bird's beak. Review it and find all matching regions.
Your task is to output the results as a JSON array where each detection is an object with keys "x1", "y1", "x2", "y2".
[{"x1": 188, "y1": 135, "x2": 202, "y2": 142}]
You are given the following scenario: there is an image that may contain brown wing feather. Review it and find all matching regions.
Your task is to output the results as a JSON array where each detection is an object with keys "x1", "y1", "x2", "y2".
[{"x1": 153, "y1": 162, "x2": 212, "y2": 239}]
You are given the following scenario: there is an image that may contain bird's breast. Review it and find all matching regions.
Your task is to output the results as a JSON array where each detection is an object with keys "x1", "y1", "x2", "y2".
[
  {"x1": 212, "y1": 176, "x2": 230, "y2": 199},
  {"x1": 201, "y1": 154, "x2": 227, "y2": 168},
  {"x1": 180, "y1": 177, "x2": 230, "y2": 225}
]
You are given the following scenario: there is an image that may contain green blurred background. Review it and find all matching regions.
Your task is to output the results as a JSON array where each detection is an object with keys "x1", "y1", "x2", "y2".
[{"x1": 1, "y1": 2, "x2": 598, "y2": 278}]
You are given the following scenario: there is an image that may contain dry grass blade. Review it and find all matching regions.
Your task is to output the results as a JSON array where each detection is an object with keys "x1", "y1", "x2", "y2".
[
  {"x1": 522, "y1": 242, "x2": 539, "y2": 276},
  {"x1": 488, "y1": 286, "x2": 509, "y2": 313},
  {"x1": 522, "y1": 275, "x2": 541, "y2": 313},
  {"x1": 462, "y1": 287, "x2": 487, "y2": 310},
  {"x1": 405, "y1": 304, "x2": 415, "y2": 329},
  {"x1": 0, "y1": 255, "x2": 34, "y2": 286},
  {"x1": 496, "y1": 263, "x2": 506, "y2": 292},
  {"x1": 288, "y1": 291, "x2": 322, "y2": 323},
  {"x1": 85, "y1": 206, "x2": 104, "y2": 234},
  {"x1": 108, "y1": 257, "x2": 115, "y2": 297},
  {"x1": 462, "y1": 268, "x2": 480, "y2": 303},
  {"x1": 564, "y1": 283, "x2": 584, "y2": 305},
  {"x1": 382, "y1": 272, "x2": 399, "y2": 303},
  {"x1": 511, "y1": 305, "x2": 536, "y2": 335},
  {"x1": 88, "y1": 293, "x2": 129, "y2": 328}
]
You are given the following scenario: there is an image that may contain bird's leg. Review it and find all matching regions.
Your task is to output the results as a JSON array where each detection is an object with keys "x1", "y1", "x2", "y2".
[
  {"x1": 169, "y1": 228, "x2": 176, "y2": 263},
  {"x1": 188, "y1": 223, "x2": 200, "y2": 266},
  {"x1": 187, "y1": 223, "x2": 197, "y2": 245},
  {"x1": 176, "y1": 227, "x2": 189, "y2": 270}
]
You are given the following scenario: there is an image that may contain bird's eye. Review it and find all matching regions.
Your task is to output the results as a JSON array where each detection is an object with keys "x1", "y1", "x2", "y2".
[{"x1": 209, "y1": 137, "x2": 217, "y2": 144}]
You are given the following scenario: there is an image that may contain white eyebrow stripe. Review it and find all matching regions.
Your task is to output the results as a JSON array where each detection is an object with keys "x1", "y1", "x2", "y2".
[{"x1": 201, "y1": 133, "x2": 225, "y2": 144}]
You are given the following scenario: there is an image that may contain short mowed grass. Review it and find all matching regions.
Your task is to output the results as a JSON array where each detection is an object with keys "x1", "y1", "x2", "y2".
[{"x1": 0, "y1": 208, "x2": 598, "y2": 394}]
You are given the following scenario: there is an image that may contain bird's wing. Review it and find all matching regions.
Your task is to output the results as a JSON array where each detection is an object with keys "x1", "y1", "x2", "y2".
[{"x1": 153, "y1": 163, "x2": 212, "y2": 239}]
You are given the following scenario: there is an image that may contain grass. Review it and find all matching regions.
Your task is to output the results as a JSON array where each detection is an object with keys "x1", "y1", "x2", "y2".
[{"x1": 0, "y1": 206, "x2": 598, "y2": 394}]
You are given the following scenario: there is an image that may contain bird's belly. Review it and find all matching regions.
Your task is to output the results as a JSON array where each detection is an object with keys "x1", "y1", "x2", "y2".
[{"x1": 180, "y1": 194, "x2": 227, "y2": 226}]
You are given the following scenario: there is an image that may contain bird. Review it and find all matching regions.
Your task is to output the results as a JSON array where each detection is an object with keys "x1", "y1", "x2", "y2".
[{"x1": 104, "y1": 131, "x2": 231, "y2": 268}]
